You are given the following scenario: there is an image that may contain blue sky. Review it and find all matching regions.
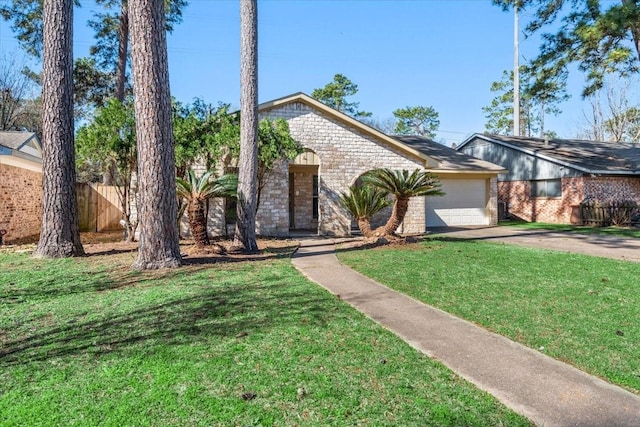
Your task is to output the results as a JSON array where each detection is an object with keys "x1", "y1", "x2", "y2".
[{"x1": 1, "y1": 0, "x2": 593, "y2": 144}]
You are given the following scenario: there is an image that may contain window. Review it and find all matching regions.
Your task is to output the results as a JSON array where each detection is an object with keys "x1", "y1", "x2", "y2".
[
  {"x1": 312, "y1": 175, "x2": 319, "y2": 220},
  {"x1": 531, "y1": 179, "x2": 561, "y2": 198}
]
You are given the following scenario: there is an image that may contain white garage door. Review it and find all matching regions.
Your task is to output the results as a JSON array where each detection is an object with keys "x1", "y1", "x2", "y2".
[{"x1": 426, "y1": 179, "x2": 489, "y2": 227}]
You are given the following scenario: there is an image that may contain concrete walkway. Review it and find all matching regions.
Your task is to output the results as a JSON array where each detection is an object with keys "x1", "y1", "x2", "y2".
[{"x1": 291, "y1": 238, "x2": 640, "y2": 427}]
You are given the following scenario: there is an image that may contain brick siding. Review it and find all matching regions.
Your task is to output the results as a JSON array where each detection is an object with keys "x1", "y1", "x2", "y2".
[
  {"x1": 499, "y1": 176, "x2": 640, "y2": 224},
  {"x1": 0, "y1": 163, "x2": 42, "y2": 243},
  {"x1": 583, "y1": 176, "x2": 640, "y2": 202},
  {"x1": 260, "y1": 102, "x2": 427, "y2": 236},
  {"x1": 205, "y1": 102, "x2": 427, "y2": 237}
]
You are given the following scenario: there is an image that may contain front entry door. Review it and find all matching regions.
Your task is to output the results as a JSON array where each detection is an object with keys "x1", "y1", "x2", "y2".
[{"x1": 288, "y1": 172, "x2": 295, "y2": 229}]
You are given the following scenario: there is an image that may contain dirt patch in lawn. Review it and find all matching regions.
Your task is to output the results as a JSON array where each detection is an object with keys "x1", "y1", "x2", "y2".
[{"x1": 1, "y1": 230, "x2": 300, "y2": 264}]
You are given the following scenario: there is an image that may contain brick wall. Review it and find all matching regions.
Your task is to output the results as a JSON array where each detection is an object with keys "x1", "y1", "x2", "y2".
[
  {"x1": 0, "y1": 162, "x2": 42, "y2": 243},
  {"x1": 584, "y1": 176, "x2": 640, "y2": 202},
  {"x1": 499, "y1": 177, "x2": 584, "y2": 224},
  {"x1": 489, "y1": 176, "x2": 498, "y2": 225},
  {"x1": 500, "y1": 176, "x2": 640, "y2": 224},
  {"x1": 254, "y1": 102, "x2": 426, "y2": 237}
]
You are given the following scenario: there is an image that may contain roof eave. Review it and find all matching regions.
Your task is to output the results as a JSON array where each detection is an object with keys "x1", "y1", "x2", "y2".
[
  {"x1": 429, "y1": 168, "x2": 506, "y2": 175},
  {"x1": 11, "y1": 149, "x2": 43, "y2": 164},
  {"x1": 587, "y1": 170, "x2": 640, "y2": 176}
]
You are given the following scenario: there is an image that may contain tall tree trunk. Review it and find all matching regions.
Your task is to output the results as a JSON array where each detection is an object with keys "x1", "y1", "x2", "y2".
[
  {"x1": 622, "y1": 0, "x2": 640, "y2": 61},
  {"x1": 106, "y1": 0, "x2": 130, "y2": 206},
  {"x1": 129, "y1": 0, "x2": 181, "y2": 269},
  {"x1": 35, "y1": 0, "x2": 84, "y2": 258},
  {"x1": 106, "y1": 0, "x2": 130, "y2": 235},
  {"x1": 232, "y1": 0, "x2": 259, "y2": 253},
  {"x1": 115, "y1": 0, "x2": 129, "y2": 101}
]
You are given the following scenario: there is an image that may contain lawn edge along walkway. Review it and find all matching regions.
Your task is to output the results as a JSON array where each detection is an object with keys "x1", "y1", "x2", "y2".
[{"x1": 291, "y1": 238, "x2": 640, "y2": 427}]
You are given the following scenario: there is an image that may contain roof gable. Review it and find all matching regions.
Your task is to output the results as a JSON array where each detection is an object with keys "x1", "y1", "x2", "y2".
[
  {"x1": 0, "y1": 132, "x2": 42, "y2": 162},
  {"x1": 459, "y1": 133, "x2": 640, "y2": 175},
  {"x1": 258, "y1": 93, "x2": 439, "y2": 168},
  {"x1": 259, "y1": 94, "x2": 504, "y2": 175}
]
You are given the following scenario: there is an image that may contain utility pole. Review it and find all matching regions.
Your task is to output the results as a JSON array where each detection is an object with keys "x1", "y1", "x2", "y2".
[{"x1": 513, "y1": 2, "x2": 521, "y2": 137}]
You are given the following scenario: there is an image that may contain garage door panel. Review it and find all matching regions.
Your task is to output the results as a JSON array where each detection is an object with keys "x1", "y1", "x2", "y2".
[{"x1": 426, "y1": 180, "x2": 489, "y2": 227}]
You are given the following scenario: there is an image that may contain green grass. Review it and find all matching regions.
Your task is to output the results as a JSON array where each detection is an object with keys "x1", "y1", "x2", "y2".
[
  {"x1": 0, "y1": 250, "x2": 531, "y2": 426},
  {"x1": 501, "y1": 220, "x2": 640, "y2": 238},
  {"x1": 338, "y1": 239, "x2": 640, "y2": 394}
]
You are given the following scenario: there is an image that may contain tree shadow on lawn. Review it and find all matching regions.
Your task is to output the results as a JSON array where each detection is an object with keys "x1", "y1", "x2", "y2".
[
  {"x1": 1, "y1": 258, "x2": 213, "y2": 303},
  {"x1": 0, "y1": 269, "x2": 331, "y2": 366},
  {"x1": 1, "y1": 241, "x2": 300, "y2": 304}
]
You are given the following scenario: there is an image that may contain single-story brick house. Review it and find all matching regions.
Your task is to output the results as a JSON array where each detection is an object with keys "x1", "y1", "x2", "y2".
[
  {"x1": 456, "y1": 133, "x2": 640, "y2": 224},
  {"x1": 0, "y1": 131, "x2": 43, "y2": 243},
  {"x1": 208, "y1": 93, "x2": 506, "y2": 237}
]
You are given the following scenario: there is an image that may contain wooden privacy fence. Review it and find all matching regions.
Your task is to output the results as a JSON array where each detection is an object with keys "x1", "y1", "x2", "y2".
[
  {"x1": 76, "y1": 183, "x2": 123, "y2": 232},
  {"x1": 580, "y1": 199, "x2": 639, "y2": 227}
]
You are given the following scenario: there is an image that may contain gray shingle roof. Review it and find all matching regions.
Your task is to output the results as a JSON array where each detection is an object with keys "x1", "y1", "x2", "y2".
[
  {"x1": 0, "y1": 131, "x2": 37, "y2": 150},
  {"x1": 392, "y1": 135, "x2": 506, "y2": 172},
  {"x1": 466, "y1": 134, "x2": 640, "y2": 174}
]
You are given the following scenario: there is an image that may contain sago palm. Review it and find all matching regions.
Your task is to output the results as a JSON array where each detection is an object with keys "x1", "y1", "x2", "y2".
[
  {"x1": 363, "y1": 168, "x2": 444, "y2": 236},
  {"x1": 339, "y1": 184, "x2": 391, "y2": 237},
  {"x1": 176, "y1": 170, "x2": 238, "y2": 247}
]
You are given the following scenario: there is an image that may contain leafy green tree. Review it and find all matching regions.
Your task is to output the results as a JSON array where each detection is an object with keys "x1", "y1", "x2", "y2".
[
  {"x1": 173, "y1": 99, "x2": 238, "y2": 177},
  {"x1": 87, "y1": 0, "x2": 187, "y2": 100},
  {"x1": 73, "y1": 57, "x2": 115, "y2": 119},
  {"x1": 607, "y1": 106, "x2": 640, "y2": 142},
  {"x1": 339, "y1": 185, "x2": 391, "y2": 237},
  {"x1": 1, "y1": 0, "x2": 186, "y2": 104},
  {"x1": 176, "y1": 170, "x2": 237, "y2": 248},
  {"x1": 75, "y1": 98, "x2": 138, "y2": 240},
  {"x1": 171, "y1": 102, "x2": 300, "y2": 229},
  {"x1": 483, "y1": 70, "x2": 518, "y2": 135},
  {"x1": 214, "y1": 117, "x2": 301, "y2": 215},
  {"x1": 362, "y1": 168, "x2": 444, "y2": 237},
  {"x1": 483, "y1": 66, "x2": 567, "y2": 137},
  {"x1": 311, "y1": 73, "x2": 372, "y2": 120},
  {"x1": 493, "y1": 0, "x2": 640, "y2": 97},
  {"x1": 255, "y1": 118, "x2": 302, "y2": 208},
  {"x1": 392, "y1": 106, "x2": 440, "y2": 138}
]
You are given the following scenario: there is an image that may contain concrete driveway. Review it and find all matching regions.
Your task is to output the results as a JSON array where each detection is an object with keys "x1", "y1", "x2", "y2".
[{"x1": 428, "y1": 226, "x2": 640, "y2": 262}]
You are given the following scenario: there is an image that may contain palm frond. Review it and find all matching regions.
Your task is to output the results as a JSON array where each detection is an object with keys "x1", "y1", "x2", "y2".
[
  {"x1": 363, "y1": 168, "x2": 444, "y2": 198},
  {"x1": 339, "y1": 184, "x2": 391, "y2": 219},
  {"x1": 176, "y1": 169, "x2": 238, "y2": 201}
]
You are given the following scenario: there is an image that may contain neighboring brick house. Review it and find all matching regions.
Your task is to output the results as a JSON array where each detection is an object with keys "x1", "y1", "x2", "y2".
[
  {"x1": 0, "y1": 132, "x2": 43, "y2": 243},
  {"x1": 208, "y1": 93, "x2": 505, "y2": 237},
  {"x1": 457, "y1": 133, "x2": 640, "y2": 224}
]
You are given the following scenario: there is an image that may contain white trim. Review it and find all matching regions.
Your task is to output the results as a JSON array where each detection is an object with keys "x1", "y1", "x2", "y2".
[{"x1": 0, "y1": 155, "x2": 43, "y2": 173}]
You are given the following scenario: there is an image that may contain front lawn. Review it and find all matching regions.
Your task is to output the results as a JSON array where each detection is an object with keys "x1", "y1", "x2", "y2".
[
  {"x1": 338, "y1": 239, "x2": 640, "y2": 394},
  {"x1": 0, "y1": 248, "x2": 530, "y2": 426}
]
